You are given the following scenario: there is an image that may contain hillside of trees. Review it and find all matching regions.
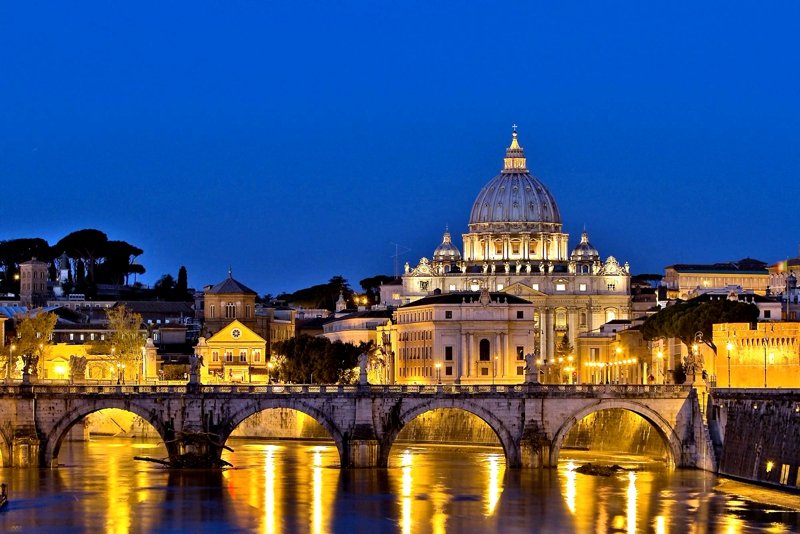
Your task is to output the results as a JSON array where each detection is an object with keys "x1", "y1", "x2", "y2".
[{"x1": 0, "y1": 229, "x2": 191, "y2": 300}]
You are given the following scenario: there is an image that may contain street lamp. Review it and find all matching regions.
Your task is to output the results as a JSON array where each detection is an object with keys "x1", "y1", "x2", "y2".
[
  {"x1": 267, "y1": 361, "x2": 274, "y2": 384},
  {"x1": 116, "y1": 362, "x2": 121, "y2": 385},
  {"x1": 6, "y1": 343, "x2": 15, "y2": 383},
  {"x1": 435, "y1": 362, "x2": 442, "y2": 384},
  {"x1": 726, "y1": 341, "x2": 734, "y2": 388},
  {"x1": 763, "y1": 337, "x2": 768, "y2": 388}
]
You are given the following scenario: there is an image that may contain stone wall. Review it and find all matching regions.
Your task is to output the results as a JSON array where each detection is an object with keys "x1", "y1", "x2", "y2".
[{"x1": 711, "y1": 390, "x2": 800, "y2": 490}]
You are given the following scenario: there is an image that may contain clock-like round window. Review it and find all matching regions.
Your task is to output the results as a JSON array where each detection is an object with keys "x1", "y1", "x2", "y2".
[{"x1": 231, "y1": 328, "x2": 242, "y2": 339}]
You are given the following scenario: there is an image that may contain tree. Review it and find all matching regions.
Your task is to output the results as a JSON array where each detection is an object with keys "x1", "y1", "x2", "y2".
[
  {"x1": 271, "y1": 334, "x2": 363, "y2": 384},
  {"x1": 106, "y1": 305, "x2": 145, "y2": 379},
  {"x1": 280, "y1": 275, "x2": 354, "y2": 311},
  {"x1": 153, "y1": 274, "x2": 176, "y2": 300},
  {"x1": 14, "y1": 311, "x2": 57, "y2": 377},
  {"x1": 54, "y1": 229, "x2": 108, "y2": 284},
  {"x1": 0, "y1": 238, "x2": 51, "y2": 293},
  {"x1": 555, "y1": 332, "x2": 574, "y2": 359},
  {"x1": 360, "y1": 275, "x2": 397, "y2": 305},
  {"x1": 94, "y1": 240, "x2": 144, "y2": 285},
  {"x1": 641, "y1": 299, "x2": 759, "y2": 354},
  {"x1": 175, "y1": 266, "x2": 191, "y2": 300}
]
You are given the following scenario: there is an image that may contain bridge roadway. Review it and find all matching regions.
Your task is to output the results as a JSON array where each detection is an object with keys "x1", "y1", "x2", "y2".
[{"x1": 0, "y1": 382, "x2": 708, "y2": 470}]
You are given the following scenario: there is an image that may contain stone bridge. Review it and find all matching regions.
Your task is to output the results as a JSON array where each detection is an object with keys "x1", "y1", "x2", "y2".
[{"x1": 0, "y1": 382, "x2": 709, "y2": 470}]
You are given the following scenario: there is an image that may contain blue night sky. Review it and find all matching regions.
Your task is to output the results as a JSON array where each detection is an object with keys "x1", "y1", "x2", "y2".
[{"x1": 2, "y1": 2, "x2": 799, "y2": 296}]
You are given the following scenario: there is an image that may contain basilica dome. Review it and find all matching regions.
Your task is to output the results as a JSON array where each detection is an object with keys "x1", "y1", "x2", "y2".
[
  {"x1": 432, "y1": 229, "x2": 461, "y2": 262},
  {"x1": 468, "y1": 130, "x2": 561, "y2": 233},
  {"x1": 570, "y1": 231, "x2": 600, "y2": 261}
]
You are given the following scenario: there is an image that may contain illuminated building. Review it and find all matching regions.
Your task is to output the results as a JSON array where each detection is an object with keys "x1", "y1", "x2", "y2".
[
  {"x1": 663, "y1": 258, "x2": 769, "y2": 299},
  {"x1": 381, "y1": 129, "x2": 631, "y2": 368},
  {"x1": 195, "y1": 319, "x2": 268, "y2": 382},
  {"x1": 19, "y1": 258, "x2": 49, "y2": 307},
  {"x1": 381, "y1": 289, "x2": 535, "y2": 384},
  {"x1": 202, "y1": 271, "x2": 258, "y2": 337},
  {"x1": 712, "y1": 321, "x2": 800, "y2": 388}
]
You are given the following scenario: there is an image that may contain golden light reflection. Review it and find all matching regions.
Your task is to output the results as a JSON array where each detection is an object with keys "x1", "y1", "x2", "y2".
[
  {"x1": 104, "y1": 444, "x2": 131, "y2": 534},
  {"x1": 627, "y1": 471, "x2": 637, "y2": 534},
  {"x1": 401, "y1": 450, "x2": 413, "y2": 534},
  {"x1": 564, "y1": 461, "x2": 577, "y2": 514},
  {"x1": 264, "y1": 445, "x2": 277, "y2": 534},
  {"x1": 654, "y1": 515, "x2": 666, "y2": 534},
  {"x1": 485, "y1": 454, "x2": 503, "y2": 516},
  {"x1": 430, "y1": 483, "x2": 448, "y2": 534},
  {"x1": 312, "y1": 449, "x2": 322, "y2": 534}
]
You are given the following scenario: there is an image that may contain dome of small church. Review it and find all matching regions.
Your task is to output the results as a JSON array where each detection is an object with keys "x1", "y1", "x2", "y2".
[
  {"x1": 468, "y1": 129, "x2": 561, "y2": 232},
  {"x1": 433, "y1": 229, "x2": 461, "y2": 262},
  {"x1": 571, "y1": 231, "x2": 599, "y2": 261}
]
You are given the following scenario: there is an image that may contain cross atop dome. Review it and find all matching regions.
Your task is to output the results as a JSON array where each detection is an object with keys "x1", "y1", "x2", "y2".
[{"x1": 503, "y1": 126, "x2": 528, "y2": 172}]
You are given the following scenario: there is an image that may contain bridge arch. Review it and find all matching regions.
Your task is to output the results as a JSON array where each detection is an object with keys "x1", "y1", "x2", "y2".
[
  {"x1": 379, "y1": 399, "x2": 518, "y2": 467},
  {"x1": 44, "y1": 400, "x2": 173, "y2": 467},
  {"x1": 550, "y1": 400, "x2": 682, "y2": 468},
  {"x1": 219, "y1": 398, "x2": 347, "y2": 466}
]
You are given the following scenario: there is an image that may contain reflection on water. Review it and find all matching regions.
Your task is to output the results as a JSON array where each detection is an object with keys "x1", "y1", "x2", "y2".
[{"x1": 0, "y1": 438, "x2": 798, "y2": 532}]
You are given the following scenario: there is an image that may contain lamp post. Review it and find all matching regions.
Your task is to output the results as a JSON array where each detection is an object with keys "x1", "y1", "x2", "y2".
[
  {"x1": 116, "y1": 362, "x2": 121, "y2": 385},
  {"x1": 763, "y1": 336, "x2": 768, "y2": 388},
  {"x1": 435, "y1": 362, "x2": 442, "y2": 384},
  {"x1": 6, "y1": 343, "x2": 14, "y2": 383},
  {"x1": 726, "y1": 341, "x2": 733, "y2": 388},
  {"x1": 267, "y1": 361, "x2": 274, "y2": 384}
]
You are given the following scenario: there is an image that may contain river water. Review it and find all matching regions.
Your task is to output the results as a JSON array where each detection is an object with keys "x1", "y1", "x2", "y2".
[{"x1": 1, "y1": 437, "x2": 800, "y2": 533}]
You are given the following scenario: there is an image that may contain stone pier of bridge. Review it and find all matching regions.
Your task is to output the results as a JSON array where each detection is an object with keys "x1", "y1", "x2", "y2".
[{"x1": 0, "y1": 382, "x2": 704, "y2": 470}]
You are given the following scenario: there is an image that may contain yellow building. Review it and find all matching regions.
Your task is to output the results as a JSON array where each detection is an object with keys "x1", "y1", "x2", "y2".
[
  {"x1": 712, "y1": 322, "x2": 800, "y2": 388},
  {"x1": 664, "y1": 258, "x2": 769, "y2": 299},
  {"x1": 195, "y1": 320, "x2": 268, "y2": 383}
]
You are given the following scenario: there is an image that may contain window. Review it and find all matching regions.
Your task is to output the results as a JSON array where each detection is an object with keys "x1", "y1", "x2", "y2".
[
  {"x1": 580, "y1": 312, "x2": 587, "y2": 326},
  {"x1": 579, "y1": 283, "x2": 587, "y2": 291},
  {"x1": 497, "y1": 283, "x2": 504, "y2": 291},
  {"x1": 445, "y1": 346, "x2": 453, "y2": 361},
  {"x1": 253, "y1": 350, "x2": 261, "y2": 362},
  {"x1": 516, "y1": 311, "x2": 524, "y2": 319},
  {"x1": 445, "y1": 311, "x2": 453, "y2": 319},
  {"x1": 590, "y1": 348, "x2": 599, "y2": 360},
  {"x1": 101, "y1": 334, "x2": 105, "y2": 341},
  {"x1": 445, "y1": 366, "x2": 453, "y2": 376},
  {"x1": 225, "y1": 351, "x2": 233, "y2": 362},
  {"x1": 479, "y1": 339, "x2": 490, "y2": 361},
  {"x1": 555, "y1": 283, "x2": 566, "y2": 291},
  {"x1": 212, "y1": 351, "x2": 219, "y2": 362},
  {"x1": 517, "y1": 366, "x2": 524, "y2": 375},
  {"x1": 210, "y1": 305, "x2": 215, "y2": 318},
  {"x1": 69, "y1": 333, "x2": 74, "y2": 341},
  {"x1": 246, "y1": 305, "x2": 251, "y2": 318},
  {"x1": 531, "y1": 284, "x2": 539, "y2": 291},
  {"x1": 481, "y1": 367, "x2": 489, "y2": 376},
  {"x1": 516, "y1": 346, "x2": 524, "y2": 360},
  {"x1": 239, "y1": 350, "x2": 247, "y2": 362},
  {"x1": 449, "y1": 284, "x2": 456, "y2": 291},
  {"x1": 607, "y1": 283, "x2": 616, "y2": 291},
  {"x1": 494, "y1": 242, "x2": 503, "y2": 255},
  {"x1": 764, "y1": 310, "x2": 771, "y2": 319},
  {"x1": 225, "y1": 302, "x2": 236, "y2": 318}
]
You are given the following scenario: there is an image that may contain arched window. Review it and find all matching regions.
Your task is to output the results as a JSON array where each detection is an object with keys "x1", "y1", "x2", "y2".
[
  {"x1": 555, "y1": 308, "x2": 567, "y2": 329},
  {"x1": 479, "y1": 339, "x2": 490, "y2": 361},
  {"x1": 605, "y1": 308, "x2": 617, "y2": 322},
  {"x1": 225, "y1": 302, "x2": 236, "y2": 318}
]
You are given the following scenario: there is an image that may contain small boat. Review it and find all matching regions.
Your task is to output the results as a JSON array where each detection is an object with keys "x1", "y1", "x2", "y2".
[{"x1": 0, "y1": 483, "x2": 7, "y2": 510}]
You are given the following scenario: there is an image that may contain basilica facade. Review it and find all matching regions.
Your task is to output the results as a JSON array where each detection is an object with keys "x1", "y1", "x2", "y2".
[{"x1": 382, "y1": 129, "x2": 631, "y2": 378}]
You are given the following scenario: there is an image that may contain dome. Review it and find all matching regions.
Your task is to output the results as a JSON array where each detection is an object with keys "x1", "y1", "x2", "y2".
[
  {"x1": 468, "y1": 129, "x2": 561, "y2": 232},
  {"x1": 433, "y1": 229, "x2": 461, "y2": 262},
  {"x1": 571, "y1": 230, "x2": 599, "y2": 261}
]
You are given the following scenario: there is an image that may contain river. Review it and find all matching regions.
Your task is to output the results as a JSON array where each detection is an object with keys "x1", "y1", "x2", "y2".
[{"x1": 1, "y1": 437, "x2": 799, "y2": 533}]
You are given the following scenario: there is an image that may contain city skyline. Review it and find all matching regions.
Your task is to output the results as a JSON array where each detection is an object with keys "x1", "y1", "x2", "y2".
[{"x1": 3, "y1": 2, "x2": 799, "y2": 296}]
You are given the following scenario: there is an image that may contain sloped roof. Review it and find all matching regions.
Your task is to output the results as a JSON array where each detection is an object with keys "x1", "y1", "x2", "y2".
[
  {"x1": 206, "y1": 276, "x2": 257, "y2": 295},
  {"x1": 402, "y1": 292, "x2": 532, "y2": 308},
  {"x1": 667, "y1": 258, "x2": 768, "y2": 274}
]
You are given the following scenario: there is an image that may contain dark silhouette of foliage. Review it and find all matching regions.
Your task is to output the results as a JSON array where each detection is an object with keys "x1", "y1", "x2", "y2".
[
  {"x1": 54, "y1": 229, "x2": 108, "y2": 284},
  {"x1": 360, "y1": 274, "x2": 398, "y2": 305},
  {"x1": 271, "y1": 334, "x2": 364, "y2": 384},
  {"x1": 0, "y1": 238, "x2": 52, "y2": 293},
  {"x1": 280, "y1": 276, "x2": 354, "y2": 311},
  {"x1": 641, "y1": 299, "x2": 759, "y2": 353}
]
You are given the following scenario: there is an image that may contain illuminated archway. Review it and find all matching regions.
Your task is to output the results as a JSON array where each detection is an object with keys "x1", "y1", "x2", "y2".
[
  {"x1": 550, "y1": 401, "x2": 681, "y2": 468},
  {"x1": 46, "y1": 404, "x2": 170, "y2": 467},
  {"x1": 380, "y1": 402, "x2": 515, "y2": 467}
]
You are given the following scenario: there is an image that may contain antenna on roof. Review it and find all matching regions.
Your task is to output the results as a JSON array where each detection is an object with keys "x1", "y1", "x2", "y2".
[{"x1": 390, "y1": 243, "x2": 411, "y2": 278}]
